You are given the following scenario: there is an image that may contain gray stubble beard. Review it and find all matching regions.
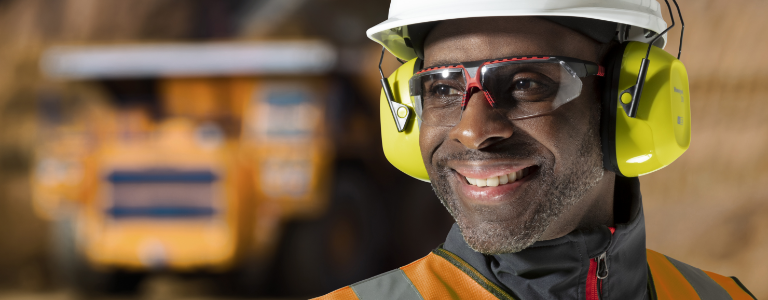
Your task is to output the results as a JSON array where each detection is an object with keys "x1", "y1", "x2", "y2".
[{"x1": 432, "y1": 127, "x2": 605, "y2": 255}]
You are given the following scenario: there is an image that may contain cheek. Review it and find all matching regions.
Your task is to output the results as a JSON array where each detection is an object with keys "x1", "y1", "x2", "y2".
[
  {"x1": 419, "y1": 126, "x2": 447, "y2": 170},
  {"x1": 527, "y1": 93, "x2": 599, "y2": 169}
]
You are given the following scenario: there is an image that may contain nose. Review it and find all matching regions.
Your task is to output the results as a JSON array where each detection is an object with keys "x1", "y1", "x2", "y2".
[{"x1": 448, "y1": 90, "x2": 514, "y2": 150}]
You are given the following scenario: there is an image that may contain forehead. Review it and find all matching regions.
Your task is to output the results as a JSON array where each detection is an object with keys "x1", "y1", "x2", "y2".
[{"x1": 423, "y1": 16, "x2": 598, "y2": 67}]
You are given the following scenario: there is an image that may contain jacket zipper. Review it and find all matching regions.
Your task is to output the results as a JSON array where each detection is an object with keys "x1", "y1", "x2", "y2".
[{"x1": 586, "y1": 252, "x2": 608, "y2": 300}]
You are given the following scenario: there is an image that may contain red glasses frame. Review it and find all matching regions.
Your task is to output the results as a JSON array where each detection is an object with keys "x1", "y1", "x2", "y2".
[{"x1": 410, "y1": 56, "x2": 605, "y2": 111}]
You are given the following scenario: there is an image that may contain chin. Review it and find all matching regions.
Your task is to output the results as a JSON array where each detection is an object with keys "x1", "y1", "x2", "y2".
[
  {"x1": 434, "y1": 160, "x2": 605, "y2": 255},
  {"x1": 455, "y1": 205, "x2": 551, "y2": 254}
]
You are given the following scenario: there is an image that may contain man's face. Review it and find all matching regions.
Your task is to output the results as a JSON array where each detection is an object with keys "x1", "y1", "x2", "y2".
[{"x1": 421, "y1": 17, "x2": 609, "y2": 254}]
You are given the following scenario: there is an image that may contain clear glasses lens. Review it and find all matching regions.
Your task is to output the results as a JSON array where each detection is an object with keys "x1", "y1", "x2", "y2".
[
  {"x1": 412, "y1": 61, "x2": 582, "y2": 126},
  {"x1": 415, "y1": 69, "x2": 466, "y2": 126}
]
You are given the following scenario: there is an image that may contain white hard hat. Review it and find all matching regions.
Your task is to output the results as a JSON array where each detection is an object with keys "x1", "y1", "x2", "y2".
[{"x1": 367, "y1": 0, "x2": 669, "y2": 60}]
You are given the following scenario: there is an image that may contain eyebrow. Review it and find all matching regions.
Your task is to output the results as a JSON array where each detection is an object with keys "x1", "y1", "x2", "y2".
[{"x1": 424, "y1": 59, "x2": 463, "y2": 69}]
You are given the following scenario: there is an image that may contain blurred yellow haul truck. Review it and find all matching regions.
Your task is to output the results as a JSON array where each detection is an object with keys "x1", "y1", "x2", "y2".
[{"x1": 31, "y1": 41, "x2": 386, "y2": 295}]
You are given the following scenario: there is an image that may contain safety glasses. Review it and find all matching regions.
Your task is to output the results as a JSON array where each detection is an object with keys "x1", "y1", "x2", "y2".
[{"x1": 409, "y1": 56, "x2": 604, "y2": 126}]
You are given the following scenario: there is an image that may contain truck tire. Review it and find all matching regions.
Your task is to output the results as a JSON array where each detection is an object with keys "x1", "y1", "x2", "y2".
[{"x1": 51, "y1": 211, "x2": 144, "y2": 296}]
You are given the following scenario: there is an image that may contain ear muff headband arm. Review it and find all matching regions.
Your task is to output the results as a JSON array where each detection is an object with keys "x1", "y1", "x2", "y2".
[
  {"x1": 671, "y1": 0, "x2": 685, "y2": 60},
  {"x1": 379, "y1": 47, "x2": 411, "y2": 132},
  {"x1": 621, "y1": 0, "x2": 684, "y2": 118}
]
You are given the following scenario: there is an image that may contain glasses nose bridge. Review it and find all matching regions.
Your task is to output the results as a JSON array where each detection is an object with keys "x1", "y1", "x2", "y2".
[
  {"x1": 461, "y1": 63, "x2": 494, "y2": 110},
  {"x1": 452, "y1": 85, "x2": 514, "y2": 150}
]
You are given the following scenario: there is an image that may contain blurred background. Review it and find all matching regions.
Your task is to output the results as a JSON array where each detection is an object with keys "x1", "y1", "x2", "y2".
[{"x1": 0, "y1": 0, "x2": 764, "y2": 299}]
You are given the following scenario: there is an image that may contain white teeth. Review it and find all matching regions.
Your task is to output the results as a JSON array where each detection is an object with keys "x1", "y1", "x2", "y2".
[
  {"x1": 499, "y1": 174, "x2": 509, "y2": 184},
  {"x1": 464, "y1": 168, "x2": 529, "y2": 188}
]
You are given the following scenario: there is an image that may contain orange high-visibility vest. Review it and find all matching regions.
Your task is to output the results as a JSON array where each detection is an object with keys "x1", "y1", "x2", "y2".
[
  {"x1": 313, "y1": 248, "x2": 755, "y2": 300},
  {"x1": 645, "y1": 249, "x2": 755, "y2": 300}
]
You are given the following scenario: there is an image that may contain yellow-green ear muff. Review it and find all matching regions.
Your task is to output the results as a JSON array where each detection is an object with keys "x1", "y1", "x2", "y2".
[
  {"x1": 601, "y1": 41, "x2": 691, "y2": 177},
  {"x1": 382, "y1": 42, "x2": 690, "y2": 180},
  {"x1": 380, "y1": 58, "x2": 430, "y2": 181}
]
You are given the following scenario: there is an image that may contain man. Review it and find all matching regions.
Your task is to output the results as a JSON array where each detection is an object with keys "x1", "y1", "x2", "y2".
[{"x1": 316, "y1": 1, "x2": 755, "y2": 299}]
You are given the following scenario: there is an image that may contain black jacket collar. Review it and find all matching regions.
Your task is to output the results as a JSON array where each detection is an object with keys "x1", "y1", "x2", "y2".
[{"x1": 443, "y1": 176, "x2": 648, "y2": 300}]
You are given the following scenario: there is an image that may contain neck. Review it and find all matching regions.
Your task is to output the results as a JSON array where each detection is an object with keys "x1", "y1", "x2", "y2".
[
  {"x1": 442, "y1": 175, "x2": 648, "y2": 300},
  {"x1": 538, "y1": 171, "x2": 616, "y2": 241}
]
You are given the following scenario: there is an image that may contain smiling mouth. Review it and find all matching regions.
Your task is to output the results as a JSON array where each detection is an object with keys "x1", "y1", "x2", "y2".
[{"x1": 463, "y1": 166, "x2": 538, "y2": 187}]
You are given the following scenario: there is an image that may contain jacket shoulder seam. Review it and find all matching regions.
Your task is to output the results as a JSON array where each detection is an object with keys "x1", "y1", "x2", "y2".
[{"x1": 431, "y1": 248, "x2": 516, "y2": 300}]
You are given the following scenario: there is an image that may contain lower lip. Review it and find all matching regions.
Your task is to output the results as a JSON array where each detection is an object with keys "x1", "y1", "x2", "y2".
[{"x1": 455, "y1": 171, "x2": 531, "y2": 203}]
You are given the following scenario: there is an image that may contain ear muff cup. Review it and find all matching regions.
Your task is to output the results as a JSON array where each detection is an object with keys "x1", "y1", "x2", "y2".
[
  {"x1": 379, "y1": 58, "x2": 430, "y2": 182},
  {"x1": 601, "y1": 41, "x2": 691, "y2": 177}
]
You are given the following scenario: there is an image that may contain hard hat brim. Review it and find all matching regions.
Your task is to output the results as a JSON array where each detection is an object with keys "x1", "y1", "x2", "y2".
[{"x1": 367, "y1": 4, "x2": 668, "y2": 60}]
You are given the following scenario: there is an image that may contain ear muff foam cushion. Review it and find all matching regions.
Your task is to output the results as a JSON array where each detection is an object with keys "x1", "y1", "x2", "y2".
[{"x1": 601, "y1": 43, "x2": 629, "y2": 176}]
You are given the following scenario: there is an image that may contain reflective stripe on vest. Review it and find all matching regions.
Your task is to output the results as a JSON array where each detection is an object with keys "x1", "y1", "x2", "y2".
[
  {"x1": 351, "y1": 269, "x2": 424, "y2": 300},
  {"x1": 646, "y1": 249, "x2": 756, "y2": 300},
  {"x1": 314, "y1": 250, "x2": 514, "y2": 300},
  {"x1": 315, "y1": 249, "x2": 755, "y2": 300}
]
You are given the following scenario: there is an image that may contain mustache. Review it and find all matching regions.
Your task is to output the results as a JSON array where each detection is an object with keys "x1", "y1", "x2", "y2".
[{"x1": 433, "y1": 141, "x2": 544, "y2": 167}]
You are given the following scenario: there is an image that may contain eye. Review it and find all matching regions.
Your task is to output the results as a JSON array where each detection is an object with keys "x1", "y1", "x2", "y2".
[
  {"x1": 509, "y1": 75, "x2": 555, "y2": 102},
  {"x1": 432, "y1": 84, "x2": 462, "y2": 97},
  {"x1": 513, "y1": 79, "x2": 539, "y2": 90}
]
